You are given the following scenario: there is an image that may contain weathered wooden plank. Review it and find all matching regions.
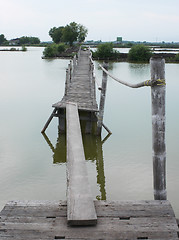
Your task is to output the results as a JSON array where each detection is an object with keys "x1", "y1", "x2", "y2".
[{"x1": 66, "y1": 102, "x2": 97, "y2": 226}]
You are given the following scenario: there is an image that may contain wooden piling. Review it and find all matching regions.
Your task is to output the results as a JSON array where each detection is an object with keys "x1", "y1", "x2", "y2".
[
  {"x1": 150, "y1": 56, "x2": 167, "y2": 200},
  {"x1": 96, "y1": 62, "x2": 108, "y2": 135},
  {"x1": 58, "y1": 109, "x2": 66, "y2": 133}
]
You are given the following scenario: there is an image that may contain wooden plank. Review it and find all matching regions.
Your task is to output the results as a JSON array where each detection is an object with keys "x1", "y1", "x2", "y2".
[{"x1": 66, "y1": 102, "x2": 97, "y2": 226}]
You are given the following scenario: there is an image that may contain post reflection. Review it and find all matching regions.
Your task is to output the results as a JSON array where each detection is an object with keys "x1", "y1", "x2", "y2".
[{"x1": 42, "y1": 131, "x2": 110, "y2": 200}]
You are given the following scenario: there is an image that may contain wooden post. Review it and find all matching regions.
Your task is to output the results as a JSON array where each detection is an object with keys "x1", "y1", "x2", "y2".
[
  {"x1": 58, "y1": 109, "x2": 66, "y2": 133},
  {"x1": 96, "y1": 62, "x2": 108, "y2": 136},
  {"x1": 150, "y1": 56, "x2": 166, "y2": 200}
]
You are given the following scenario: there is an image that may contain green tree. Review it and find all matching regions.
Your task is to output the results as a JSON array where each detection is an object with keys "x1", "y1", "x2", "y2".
[
  {"x1": 19, "y1": 36, "x2": 40, "y2": 45},
  {"x1": 49, "y1": 22, "x2": 88, "y2": 46},
  {"x1": 49, "y1": 27, "x2": 64, "y2": 44},
  {"x1": 0, "y1": 34, "x2": 7, "y2": 45},
  {"x1": 93, "y1": 43, "x2": 119, "y2": 59},
  {"x1": 128, "y1": 44, "x2": 152, "y2": 62},
  {"x1": 78, "y1": 24, "x2": 88, "y2": 43},
  {"x1": 62, "y1": 22, "x2": 79, "y2": 46}
]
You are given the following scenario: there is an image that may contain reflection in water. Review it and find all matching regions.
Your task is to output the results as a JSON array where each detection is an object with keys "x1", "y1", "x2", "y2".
[
  {"x1": 42, "y1": 132, "x2": 66, "y2": 164},
  {"x1": 42, "y1": 131, "x2": 109, "y2": 200},
  {"x1": 128, "y1": 63, "x2": 149, "y2": 78}
]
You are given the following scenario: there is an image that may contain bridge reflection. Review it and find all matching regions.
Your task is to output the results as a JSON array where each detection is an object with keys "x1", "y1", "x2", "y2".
[{"x1": 42, "y1": 131, "x2": 110, "y2": 200}]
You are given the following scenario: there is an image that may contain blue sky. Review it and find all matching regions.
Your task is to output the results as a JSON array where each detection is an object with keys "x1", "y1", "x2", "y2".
[{"x1": 0, "y1": 0, "x2": 179, "y2": 42}]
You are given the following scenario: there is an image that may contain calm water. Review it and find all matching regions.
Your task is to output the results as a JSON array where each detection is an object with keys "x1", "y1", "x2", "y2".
[{"x1": 0, "y1": 47, "x2": 179, "y2": 218}]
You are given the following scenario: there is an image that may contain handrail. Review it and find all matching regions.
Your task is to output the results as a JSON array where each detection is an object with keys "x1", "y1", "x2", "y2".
[{"x1": 98, "y1": 64, "x2": 164, "y2": 88}]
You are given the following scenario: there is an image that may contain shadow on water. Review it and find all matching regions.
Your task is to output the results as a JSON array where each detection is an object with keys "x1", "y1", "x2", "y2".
[{"x1": 42, "y1": 131, "x2": 111, "y2": 200}]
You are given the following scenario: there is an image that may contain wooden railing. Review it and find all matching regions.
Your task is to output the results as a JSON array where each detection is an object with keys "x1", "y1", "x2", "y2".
[{"x1": 98, "y1": 57, "x2": 166, "y2": 201}]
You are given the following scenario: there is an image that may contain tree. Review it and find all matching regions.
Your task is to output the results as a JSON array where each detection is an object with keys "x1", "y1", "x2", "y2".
[
  {"x1": 49, "y1": 22, "x2": 88, "y2": 46},
  {"x1": 19, "y1": 36, "x2": 40, "y2": 45},
  {"x1": 62, "y1": 22, "x2": 79, "y2": 46},
  {"x1": 128, "y1": 44, "x2": 152, "y2": 62},
  {"x1": 78, "y1": 24, "x2": 88, "y2": 43},
  {"x1": 93, "y1": 43, "x2": 119, "y2": 59},
  {"x1": 0, "y1": 34, "x2": 7, "y2": 45},
  {"x1": 49, "y1": 27, "x2": 64, "y2": 44}
]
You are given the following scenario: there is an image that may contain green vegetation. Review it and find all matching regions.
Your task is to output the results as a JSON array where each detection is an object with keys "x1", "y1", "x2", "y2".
[
  {"x1": 92, "y1": 43, "x2": 120, "y2": 60},
  {"x1": 43, "y1": 21, "x2": 87, "y2": 58},
  {"x1": 128, "y1": 44, "x2": 152, "y2": 62},
  {"x1": 0, "y1": 34, "x2": 40, "y2": 46},
  {"x1": 9, "y1": 48, "x2": 17, "y2": 51},
  {"x1": 49, "y1": 22, "x2": 88, "y2": 46},
  {"x1": 175, "y1": 53, "x2": 179, "y2": 62},
  {"x1": 43, "y1": 43, "x2": 66, "y2": 57},
  {"x1": 19, "y1": 36, "x2": 40, "y2": 45},
  {"x1": 49, "y1": 27, "x2": 64, "y2": 44},
  {"x1": 21, "y1": 45, "x2": 27, "y2": 51},
  {"x1": 0, "y1": 34, "x2": 7, "y2": 45}
]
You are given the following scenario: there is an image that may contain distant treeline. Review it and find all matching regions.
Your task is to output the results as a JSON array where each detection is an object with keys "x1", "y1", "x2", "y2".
[
  {"x1": 84, "y1": 42, "x2": 179, "y2": 49},
  {"x1": 0, "y1": 34, "x2": 40, "y2": 46}
]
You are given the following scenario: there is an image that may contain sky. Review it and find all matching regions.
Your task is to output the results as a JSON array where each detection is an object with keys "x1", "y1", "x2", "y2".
[{"x1": 0, "y1": 0, "x2": 179, "y2": 42}]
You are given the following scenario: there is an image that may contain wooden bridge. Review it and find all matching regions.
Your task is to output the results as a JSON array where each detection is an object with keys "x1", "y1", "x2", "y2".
[{"x1": 0, "y1": 48, "x2": 179, "y2": 239}]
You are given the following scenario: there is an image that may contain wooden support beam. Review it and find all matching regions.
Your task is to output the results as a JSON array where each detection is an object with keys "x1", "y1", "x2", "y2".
[
  {"x1": 150, "y1": 56, "x2": 167, "y2": 200},
  {"x1": 41, "y1": 108, "x2": 57, "y2": 133},
  {"x1": 66, "y1": 102, "x2": 97, "y2": 226}
]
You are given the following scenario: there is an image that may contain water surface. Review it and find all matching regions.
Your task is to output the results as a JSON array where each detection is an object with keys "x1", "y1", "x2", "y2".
[{"x1": 0, "y1": 47, "x2": 179, "y2": 219}]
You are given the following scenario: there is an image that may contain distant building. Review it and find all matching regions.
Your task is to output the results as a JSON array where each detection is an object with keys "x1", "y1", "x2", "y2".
[
  {"x1": 9, "y1": 38, "x2": 20, "y2": 45},
  {"x1": 116, "y1": 37, "x2": 122, "y2": 43}
]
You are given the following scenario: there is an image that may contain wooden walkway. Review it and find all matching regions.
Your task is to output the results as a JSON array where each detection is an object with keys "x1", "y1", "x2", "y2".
[
  {"x1": 0, "y1": 200, "x2": 178, "y2": 239},
  {"x1": 53, "y1": 48, "x2": 98, "y2": 112}
]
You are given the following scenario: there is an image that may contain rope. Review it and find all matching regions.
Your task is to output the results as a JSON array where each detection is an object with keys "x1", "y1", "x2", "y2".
[
  {"x1": 99, "y1": 64, "x2": 166, "y2": 88},
  {"x1": 156, "y1": 79, "x2": 166, "y2": 86}
]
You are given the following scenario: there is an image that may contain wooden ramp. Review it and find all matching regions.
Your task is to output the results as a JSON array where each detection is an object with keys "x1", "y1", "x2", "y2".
[
  {"x1": 66, "y1": 102, "x2": 97, "y2": 225},
  {"x1": 0, "y1": 200, "x2": 178, "y2": 239}
]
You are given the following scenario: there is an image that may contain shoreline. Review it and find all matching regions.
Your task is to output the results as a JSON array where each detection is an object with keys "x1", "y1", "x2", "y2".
[{"x1": 42, "y1": 52, "x2": 179, "y2": 63}]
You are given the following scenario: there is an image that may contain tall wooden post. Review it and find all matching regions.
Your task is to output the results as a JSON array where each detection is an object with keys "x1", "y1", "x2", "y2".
[
  {"x1": 96, "y1": 62, "x2": 108, "y2": 136},
  {"x1": 150, "y1": 56, "x2": 166, "y2": 200}
]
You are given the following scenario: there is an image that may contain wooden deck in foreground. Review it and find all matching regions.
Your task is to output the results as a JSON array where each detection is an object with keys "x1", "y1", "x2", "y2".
[{"x1": 0, "y1": 200, "x2": 178, "y2": 239}]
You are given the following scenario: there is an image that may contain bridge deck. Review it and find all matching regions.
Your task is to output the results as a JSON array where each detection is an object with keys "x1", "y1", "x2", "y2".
[
  {"x1": 53, "y1": 49, "x2": 98, "y2": 112},
  {"x1": 0, "y1": 200, "x2": 178, "y2": 239}
]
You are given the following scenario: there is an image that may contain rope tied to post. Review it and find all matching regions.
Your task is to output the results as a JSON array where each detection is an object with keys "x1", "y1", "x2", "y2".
[
  {"x1": 156, "y1": 79, "x2": 166, "y2": 86},
  {"x1": 99, "y1": 63, "x2": 166, "y2": 89},
  {"x1": 144, "y1": 79, "x2": 166, "y2": 87}
]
